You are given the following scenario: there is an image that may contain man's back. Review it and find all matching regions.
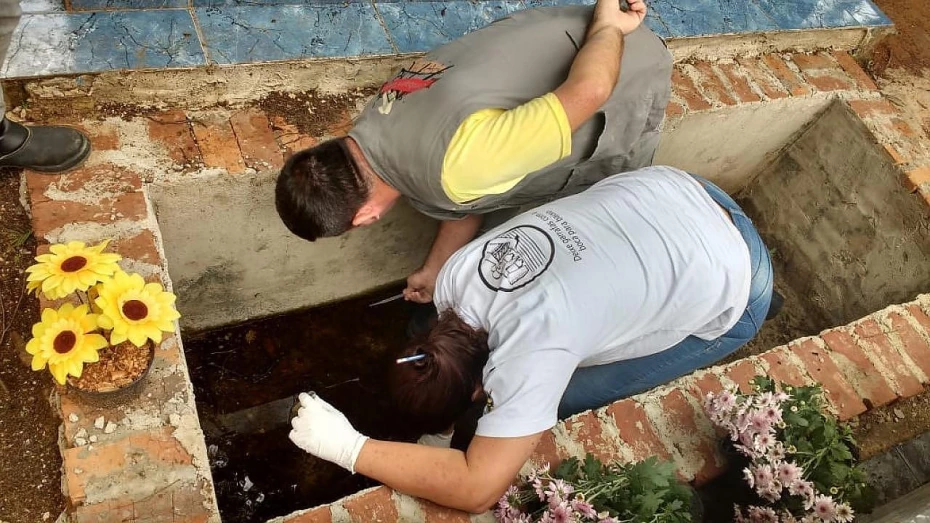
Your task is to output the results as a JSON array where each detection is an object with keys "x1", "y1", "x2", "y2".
[{"x1": 349, "y1": 6, "x2": 673, "y2": 219}]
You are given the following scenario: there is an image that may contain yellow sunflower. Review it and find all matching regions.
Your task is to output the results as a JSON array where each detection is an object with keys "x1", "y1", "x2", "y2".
[
  {"x1": 26, "y1": 303, "x2": 107, "y2": 385},
  {"x1": 25, "y1": 240, "x2": 122, "y2": 300},
  {"x1": 95, "y1": 271, "x2": 180, "y2": 347}
]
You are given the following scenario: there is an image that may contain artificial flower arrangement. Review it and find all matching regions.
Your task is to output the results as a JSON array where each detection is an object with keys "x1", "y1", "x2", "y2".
[
  {"x1": 23, "y1": 240, "x2": 180, "y2": 392},
  {"x1": 704, "y1": 376, "x2": 874, "y2": 523},
  {"x1": 496, "y1": 453, "x2": 694, "y2": 523}
]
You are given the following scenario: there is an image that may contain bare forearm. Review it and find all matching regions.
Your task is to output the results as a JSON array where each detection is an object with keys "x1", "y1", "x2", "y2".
[
  {"x1": 554, "y1": 24, "x2": 625, "y2": 130},
  {"x1": 354, "y1": 439, "x2": 489, "y2": 512},
  {"x1": 423, "y1": 214, "x2": 483, "y2": 271}
]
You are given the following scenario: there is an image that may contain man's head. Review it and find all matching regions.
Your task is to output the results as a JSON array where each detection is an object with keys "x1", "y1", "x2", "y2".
[
  {"x1": 276, "y1": 138, "x2": 396, "y2": 241},
  {"x1": 389, "y1": 310, "x2": 490, "y2": 435}
]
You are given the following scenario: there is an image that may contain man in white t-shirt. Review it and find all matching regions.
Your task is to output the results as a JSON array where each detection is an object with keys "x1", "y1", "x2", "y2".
[{"x1": 287, "y1": 165, "x2": 774, "y2": 513}]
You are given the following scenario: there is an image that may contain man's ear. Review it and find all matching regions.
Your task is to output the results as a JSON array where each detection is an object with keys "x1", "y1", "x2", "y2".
[{"x1": 352, "y1": 204, "x2": 380, "y2": 227}]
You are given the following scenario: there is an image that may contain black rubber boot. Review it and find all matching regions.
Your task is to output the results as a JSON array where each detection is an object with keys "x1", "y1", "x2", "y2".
[
  {"x1": 0, "y1": 118, "x2": 91, "y2": 173},
  {"x1": 766, "y1": 290, "x2": 785, "y2": 321}
]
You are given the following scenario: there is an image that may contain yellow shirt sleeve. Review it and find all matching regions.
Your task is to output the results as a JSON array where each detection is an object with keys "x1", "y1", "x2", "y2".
[{"x1": 441, "y1": 92, "x2": 572, "y2": 204}]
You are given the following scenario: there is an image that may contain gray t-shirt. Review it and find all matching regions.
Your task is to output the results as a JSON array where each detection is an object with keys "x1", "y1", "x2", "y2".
[{"x1": 433, "y1": 166, "x2": 751, "y2": 438}]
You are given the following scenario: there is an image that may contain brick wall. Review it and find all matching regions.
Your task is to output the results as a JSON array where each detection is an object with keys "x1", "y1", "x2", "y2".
[{"x1": 18, "y1": 49, "x2": 930, "y2": 522}]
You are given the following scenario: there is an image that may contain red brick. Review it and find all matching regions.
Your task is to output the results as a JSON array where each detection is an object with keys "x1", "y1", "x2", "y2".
[
  {"x1": 656, "y1": 390, "x2": 722, "y2": 484},
  {"x1": 76, "y1": 121, "x2": 120, "y2": 151},
  {"x1": 790, "y1": 338, "x2": 867, "y2": 419},
  {"x1": 282, "y1": 507, "x2": 332, "y2": 523},
  {"x1": 889, "y1": 118, "x2": 918, "y2": 138},
  {"x1": 563, "y1": 411, "x2": 622, "y2": 464},
  {"x1": 761, "y1": 55, "x2": 812, "y2": 96},
  {"x1": 760, "y1": 347, "x2": 812, "y2": 388},
  {"x1": 607, "y1": 399, "x2": 671, "y2": 462},
  {"x1": 905, "y1": 166, "x2": 930, "y2": 192},
  {"x1": 31, "y1": 192, "x2": 148, "y2": 240},
  {"x1": 530, "y1": 430, "x2": 566, "y2": 466},
  {"x1": 883, "y1": 143, "x2": 908, "y2": 165},
  {"x1": 692, "y1": 62, "x2": 738, "y2": 106},
  {"x1": 888, "y1": 312, "x2": 930, "y2": 381},
  {"x1": 342, "y1": 487, "x2": 398, "y2": 523},
  {"x1": 672, "y1": 69, "x2": 713, "y2": 111},
  {"x1": 724, "y1": 359, "x2": 760, "y2": 393},
  {"x1": 789, "y1": 52, "x2": 837, "y2": 72},
  {"x1": 805, "y1": 74, "x2": 857, "y2": 92},
  {"x1": 854, "y1": 319, "x2": 924, "y2": 398},
  {"x1": 422, "y1": 501, "x2": 471, "y2": 522},
  {"x1": 848, "y1": 99, "x2": 898, "y2": 119},
  {"x1": 63, "y1": 426, "x2": 195, "y2": 505},
  {"x1": 26, "y1": 164, "x2": 142, "y2": 206},
  {"x1": 831, "y1": 51, "x2": 879, "y2": 91},
  {"x1": 718, "y1": 63, "x2": 762, "y2": 103},
  {"x1": 906, "y1": 304, "x2": 930, "y2": 331},
  {"x1": 110, "y1": 229, "x2": 161, "y2": 266},
  {"x1": 229, "y1": 109, "x2": 284, "y2": 170},
  {"x1": 326, "y1": 109, "x2": 354, "y2": 137},
  {"x1": 71, "y1": 499, "x2": 134, "y2": 522},
  {"x1": 819, "y1": 330, "x2": 896, "y2": 409},
  {"x1": 271, "y1": 115, "x2": 319, "y2": 157},
  {"x1": 664, "y1": 100, "x2": 685, "y2": 118},
  {"x1": 686, "y1": 371, "x2": 725, "y2": 403},
  {"x1": 147, "y1": 110, "x2": 201, "y2": 166},
  {"x1": 191, "y1": 115, "x2": 245, "y2": 174},
  {"x1": 735, "y1": 57, "x2": 790, "y2": 100}
]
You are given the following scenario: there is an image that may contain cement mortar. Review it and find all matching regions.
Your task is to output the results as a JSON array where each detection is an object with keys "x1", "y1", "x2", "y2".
[
  {"x1": 655, "y1": 97, "x2": 832, "y2": 192},
  {"x1": 740, "y1": 100, "x2": 930, "y2": 328},
  {"x1": 148, "y1": 171, "x2": 438, "y2": 332}
]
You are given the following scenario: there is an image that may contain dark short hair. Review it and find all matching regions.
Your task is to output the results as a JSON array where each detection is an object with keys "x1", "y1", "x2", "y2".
[
  {"x1": 275, "y1": 138, "x2": 370, "y2": 241},
  {"x1": 389, "y1": 310, "x2": 490, "y2": 435}
]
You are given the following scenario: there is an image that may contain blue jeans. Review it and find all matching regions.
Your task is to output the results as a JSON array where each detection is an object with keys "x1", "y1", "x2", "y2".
[{"x1": 557, "y1": 175, "x2": 774, "y2": 419}]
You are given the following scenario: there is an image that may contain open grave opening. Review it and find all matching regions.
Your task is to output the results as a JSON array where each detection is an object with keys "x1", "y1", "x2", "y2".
[{"x1": 149, "y1": 97, "x2": 930, "y2": 521}]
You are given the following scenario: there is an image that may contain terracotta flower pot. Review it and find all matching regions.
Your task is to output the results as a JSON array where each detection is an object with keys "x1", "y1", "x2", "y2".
[{"x1": 66, "y1": 339, "x2": 156, "y2": 407}]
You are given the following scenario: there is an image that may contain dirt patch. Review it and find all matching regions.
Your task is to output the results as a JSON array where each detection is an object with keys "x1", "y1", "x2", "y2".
[
  {"x1": 0, "y1": 171, "x2": 64, "y2": 522},
  {"x1": 869, "y1": 0, "x2": 930, "y2": 76},
  {"x1": 850, "y1": 389, "x2": 930, "y2": 460},
  {"x1": 69, "y1": 340, "x2": 153, "y2": 393},
  {"x1": 257, "y1": 88, "x2": 377, "y2": 137}
]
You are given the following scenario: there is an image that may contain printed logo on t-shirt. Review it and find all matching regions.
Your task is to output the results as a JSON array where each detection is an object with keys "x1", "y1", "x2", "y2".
[
  {"x1": 376, "y1": 59, "x2": 453, "y2": 115},
  {"x1": 478, "y1": 225, "x2": 554, "y2": 292}
]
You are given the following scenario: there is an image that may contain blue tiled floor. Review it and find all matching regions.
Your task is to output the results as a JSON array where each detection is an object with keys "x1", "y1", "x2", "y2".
[
  {"x1": 377, "y1": 0, "x2": 525, "y2": 53},
  {"x1": 1, "y1": 0, "x2": 892, "y2": 78},
  {"x1": 3, "y1": 10, "x2": 204, "y2": 77},
  {"x1": 196, "y1": 4, "x2": 394, "y2": 63}
]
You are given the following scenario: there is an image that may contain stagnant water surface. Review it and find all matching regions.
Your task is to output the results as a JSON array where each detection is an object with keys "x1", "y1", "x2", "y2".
[{"x1": 184, "y1": 287, "x2": 422, "y2": 522}]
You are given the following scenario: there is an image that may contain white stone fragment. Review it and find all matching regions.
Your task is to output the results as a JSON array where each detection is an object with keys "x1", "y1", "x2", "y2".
[
  {"x1": 68, "y1": 413, "x2": 79, "y2": 423},
  {"x1": 74, "y1": 428, "x2": 87, "y2": 440},
  {"x1": 94, "y1": 416, "x2": 105, "y2": 430},
  {"x1": 74, "y1": 437, "x2": 87, "y2": 446},
  {"x1": 169, "y1": 413, "x2": 181, "y2": 427},
  {"x1": 104, "y1": 421, "x2": 117, "y2": 434},
  {"x1": 73, "y1": 468, "x2": 83, "y2": 474},
  {"x1": 89, "y1": 435, "x2": 98, "y2": 443}
]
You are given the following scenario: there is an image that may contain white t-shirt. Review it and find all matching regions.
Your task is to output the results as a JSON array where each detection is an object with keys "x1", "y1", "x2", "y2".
[{"x1": 433, "y1": 166, "x2": 751, "y2": 438}]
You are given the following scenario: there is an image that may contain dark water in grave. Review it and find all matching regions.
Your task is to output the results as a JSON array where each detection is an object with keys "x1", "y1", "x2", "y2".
[{"x1": 183, "y1": 287, "x2": 423, "y2": 523}]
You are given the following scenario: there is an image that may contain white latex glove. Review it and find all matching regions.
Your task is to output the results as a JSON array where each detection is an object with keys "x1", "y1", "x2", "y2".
[
  {"x1": 417, "y1": 431, "x2": 454, "y2": 449},
  {"x1": 289, "y1": 392, "x2": 369, "y2": 474}
]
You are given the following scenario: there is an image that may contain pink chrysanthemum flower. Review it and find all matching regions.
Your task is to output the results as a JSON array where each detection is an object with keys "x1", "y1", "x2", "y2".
[
  {"x1": 777, "y1": 462, "x2": 802, "y2": 485},
  {"x1": 813, "y1": 495, "x2": 837, "y2": 521}
]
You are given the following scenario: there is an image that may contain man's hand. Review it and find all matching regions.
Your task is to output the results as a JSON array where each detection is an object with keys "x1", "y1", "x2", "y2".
[
  {"x1": 289, "y1": 392, "x2": 369, "y2": 473},
  {"x1": 404, "y1": 265, "x2": 439, "y2": 304},
  {"x1": 590, "y1": 0, "x2": 647, "y2": 36}
]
